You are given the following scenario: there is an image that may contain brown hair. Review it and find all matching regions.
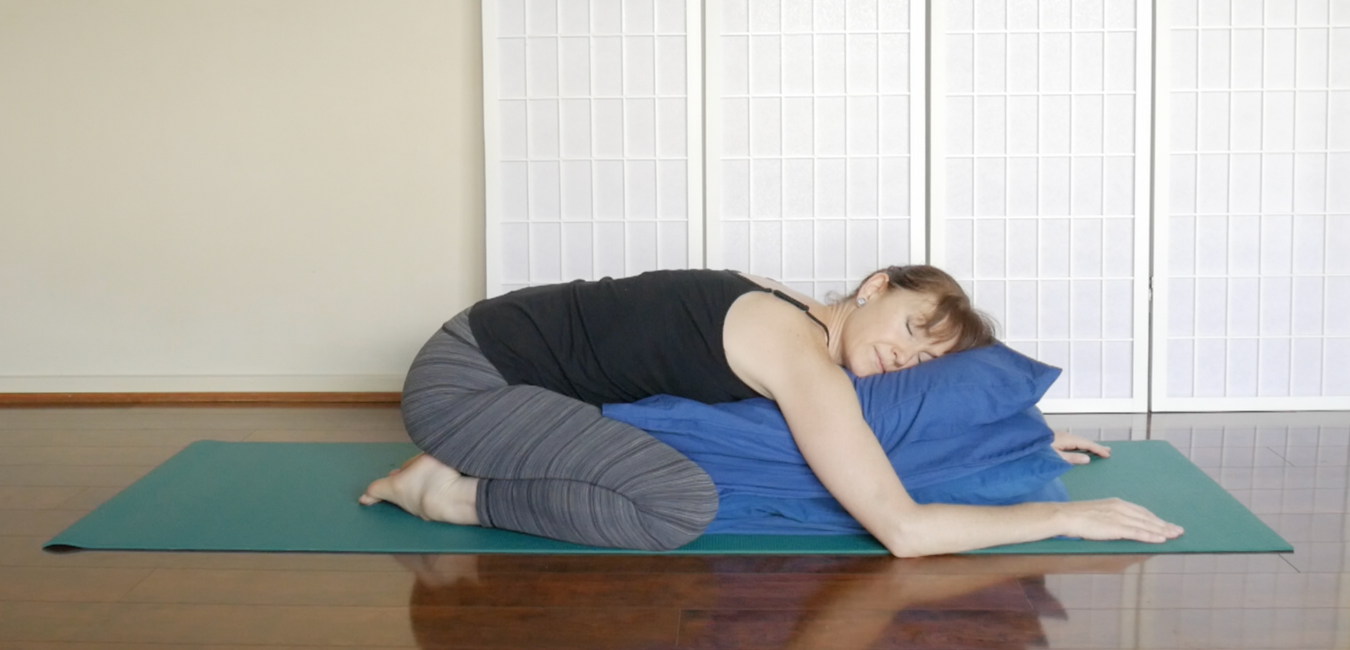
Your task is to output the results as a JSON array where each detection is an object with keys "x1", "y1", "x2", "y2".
[{"x1": 848, "y1": 265, "x2": 997, "y2": 353}]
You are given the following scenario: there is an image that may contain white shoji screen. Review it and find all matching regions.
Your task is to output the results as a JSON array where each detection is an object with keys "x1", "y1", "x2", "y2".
[
  {"x1": 483, "y1": 0, "x2": 702, "y2": 296},
  {"x1": 1153, "y1": 0, "x2": 1350, "y2": 411},
  {"x1": 930, "y1": 0, "x2": 1154, "y2": 413},
  {"x1": 706, "y1": 0, "x2": 927, "y2": 301}
]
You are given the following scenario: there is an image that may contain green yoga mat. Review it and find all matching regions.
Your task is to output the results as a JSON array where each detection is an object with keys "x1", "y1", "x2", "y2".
[{"x1": 45, "y1": 440, "x2": 1291, "y2": 555}]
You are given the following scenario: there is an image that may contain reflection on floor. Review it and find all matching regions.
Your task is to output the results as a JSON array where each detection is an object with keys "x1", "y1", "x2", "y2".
[{"x1": 0, "y1": 407, "x2": 1345, "y2": 649}]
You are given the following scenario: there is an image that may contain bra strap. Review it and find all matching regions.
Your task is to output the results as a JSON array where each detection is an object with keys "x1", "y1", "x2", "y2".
[{"x1": 766, "y1": 289, "x2": 831, "y2": 344}]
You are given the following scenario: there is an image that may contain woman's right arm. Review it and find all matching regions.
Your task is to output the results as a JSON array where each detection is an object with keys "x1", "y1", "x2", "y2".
[
  {"x1": 766, "y1": 344, "x2": 1180, "y2": 557},
  {"x1": 724, "y1": 295, "x2": 1183, "y2": 557}
]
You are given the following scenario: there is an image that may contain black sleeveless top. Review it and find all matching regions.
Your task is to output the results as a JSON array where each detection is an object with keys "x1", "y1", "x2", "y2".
[{"x1": 468, "y1": 269, "x2": 790, "y2": 406}]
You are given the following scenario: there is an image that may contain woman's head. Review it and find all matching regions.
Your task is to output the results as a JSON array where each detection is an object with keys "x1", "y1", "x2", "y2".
[{"x1": 837, "y1": 265, "x2": 996, "y2": 377}]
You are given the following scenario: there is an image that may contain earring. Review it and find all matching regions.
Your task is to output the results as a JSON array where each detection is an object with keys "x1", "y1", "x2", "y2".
[{"x1": 856, "y1": 297, "x2": 866, "y2": 307}]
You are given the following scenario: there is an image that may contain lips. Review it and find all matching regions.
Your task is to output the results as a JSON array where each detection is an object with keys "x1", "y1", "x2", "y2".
[{"x1": 874, "y1": 348, "x2": 885, "y2": 375}]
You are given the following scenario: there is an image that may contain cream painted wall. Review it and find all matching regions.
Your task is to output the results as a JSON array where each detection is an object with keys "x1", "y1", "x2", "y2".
[{"x1": 0, "y1": 0, "x2": 484, "y2": 392}]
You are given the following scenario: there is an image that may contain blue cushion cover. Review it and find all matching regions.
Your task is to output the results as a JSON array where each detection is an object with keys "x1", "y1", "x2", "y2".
[
  {"x1": 854, "y1": 339, "x2": 1061, "y2": 439},
  {"x1": 602, "y1": 343, "x2": 1072, "y2": 534}
]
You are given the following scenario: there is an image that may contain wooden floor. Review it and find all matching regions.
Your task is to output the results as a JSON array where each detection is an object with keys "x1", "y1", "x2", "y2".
[{"x1": 0, "y1": 406, "x2": 1346, "y2": 649}]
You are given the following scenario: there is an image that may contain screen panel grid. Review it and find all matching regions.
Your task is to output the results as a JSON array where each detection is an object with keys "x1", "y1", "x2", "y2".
[
  {"x1": 485, "y1": 0, "x2": 1345, "y2": 412},
  {"x1": 712, "y1": 0, "x2": 923, "y2": 301},
  {"x1": 934, "y1": 0, "x2": 1149, "y2": 407},
  {"x1": 1161, "y1": 0, "x2": 1350, "y2": 404},
  {"x1": 490, "y1": 0, "x2": 696, "y2": 295}
]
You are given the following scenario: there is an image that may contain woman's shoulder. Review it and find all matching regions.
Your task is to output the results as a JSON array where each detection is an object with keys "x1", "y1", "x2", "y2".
[
  {"x1": 722, "y1": 289, "x2": 843, "y2": 400},
  {"x1": 724, "y1": 278, "x2": 833, "y2": 359}
]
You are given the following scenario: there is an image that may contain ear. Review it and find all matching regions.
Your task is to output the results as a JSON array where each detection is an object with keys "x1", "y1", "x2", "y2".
[{"x1": 860, "y1": 272, "x2": 890, "y2": 302}]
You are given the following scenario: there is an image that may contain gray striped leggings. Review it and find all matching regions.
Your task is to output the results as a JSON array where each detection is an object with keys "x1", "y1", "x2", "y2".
[{"x1": 399, "y1": 310, "x2": 718, "y2": 551}]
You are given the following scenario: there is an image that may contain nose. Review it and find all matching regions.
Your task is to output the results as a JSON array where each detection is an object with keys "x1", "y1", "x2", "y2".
[{"x1": 895, "y1": 349, "x2": 917, "y2": 370}]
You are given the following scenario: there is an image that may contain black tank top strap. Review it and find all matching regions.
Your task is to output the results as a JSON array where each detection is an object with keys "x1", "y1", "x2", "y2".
[{"x1": 761, "y1": 288, "x2": 831, "y2": 344}]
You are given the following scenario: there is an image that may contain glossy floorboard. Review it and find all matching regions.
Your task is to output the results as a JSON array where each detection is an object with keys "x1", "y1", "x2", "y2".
[{"x1": 0, "y1": 406, "x2": 1346, "y2": 649}]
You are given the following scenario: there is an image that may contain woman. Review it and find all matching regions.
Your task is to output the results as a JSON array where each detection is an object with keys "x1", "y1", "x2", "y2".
[{"x1": 360, "y1": 266, "x2": 1183, "y2": 555}]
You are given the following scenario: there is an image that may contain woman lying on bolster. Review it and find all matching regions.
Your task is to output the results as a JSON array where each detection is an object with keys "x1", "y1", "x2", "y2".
[{"x1": 359, "y1": 266, "x2": 1183, "y2": 556}]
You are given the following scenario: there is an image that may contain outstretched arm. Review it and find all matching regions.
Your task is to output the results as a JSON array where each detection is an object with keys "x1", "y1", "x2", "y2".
[
  {"x1": 770, "y1": 358, "x2": 1181, "y2": 556},
  {"x1": 724, "y1": 296, "x2": 1181, "y2": 557}
]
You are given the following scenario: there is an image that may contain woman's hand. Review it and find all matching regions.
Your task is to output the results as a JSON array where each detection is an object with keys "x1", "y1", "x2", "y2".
[
  {"x1": 1052, "y1": 431, "x2": 1111, "y2": 465},
  {"x1": 1053, "y1": 498, "x2": 1184, "y2": 543}
]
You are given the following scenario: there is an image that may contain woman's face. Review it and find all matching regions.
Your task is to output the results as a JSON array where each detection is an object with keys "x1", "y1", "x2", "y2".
[{"x1": 841, "y1": 285, "x2": 958, "y2": 378}]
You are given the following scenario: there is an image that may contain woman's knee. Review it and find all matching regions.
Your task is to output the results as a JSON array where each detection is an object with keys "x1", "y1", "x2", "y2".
[{"x1": 626, "y1": 462, "x2": 718, "y2": 551}]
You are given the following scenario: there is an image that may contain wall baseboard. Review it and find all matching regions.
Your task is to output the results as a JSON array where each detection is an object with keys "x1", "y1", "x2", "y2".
[
  {"x1": 0, "y1": 392, "x2": 401, "y2": 407},
  {"x1": 0, "y1": 375, "x2": 406, "y2": 393}
]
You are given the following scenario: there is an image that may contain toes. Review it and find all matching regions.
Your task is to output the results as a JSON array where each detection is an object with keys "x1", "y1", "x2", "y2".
[{"x1": 359, "y1": 476, "x2": 395, "y2": 506}]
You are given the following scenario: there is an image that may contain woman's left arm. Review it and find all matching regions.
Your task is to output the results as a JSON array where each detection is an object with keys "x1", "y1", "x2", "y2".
[{"x1": 1052, "y1": 431, "x2": 1111, "y2": 465}]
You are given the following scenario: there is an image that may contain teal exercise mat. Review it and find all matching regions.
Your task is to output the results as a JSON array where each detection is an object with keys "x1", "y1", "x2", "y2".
[{"x1": 45, "y1": 440, "x2": 1291, "y2": 555}]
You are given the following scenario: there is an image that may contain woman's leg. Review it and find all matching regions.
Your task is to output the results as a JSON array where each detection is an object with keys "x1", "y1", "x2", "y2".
[{"x1": 366, "y1": 311, "x2": 718, "y2": 551}]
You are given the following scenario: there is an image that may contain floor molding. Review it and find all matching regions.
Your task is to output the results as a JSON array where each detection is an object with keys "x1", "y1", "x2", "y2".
[{"x1": 0, "y1": 392, "x2": 401, "y2": 407}]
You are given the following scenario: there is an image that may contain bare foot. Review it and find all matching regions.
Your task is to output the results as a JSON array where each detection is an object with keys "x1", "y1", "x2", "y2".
[{"x1": 359, "y1": 454, "x2": 480, "y2": 526}]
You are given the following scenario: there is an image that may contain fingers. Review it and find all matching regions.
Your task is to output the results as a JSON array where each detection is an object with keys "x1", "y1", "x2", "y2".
[
  {"x1": 1069, "y1": 498, "x2": 1185, "y2": 544},
  {"x1": 1058, "y1": 450, "x2": 1092, "y2": 465},
  {"x1": 1053, "y1": 431, "x2": 1111, "y2": 458},
  {"x1": 1128, "y1": 522, "x2": 1185, "y2": 543},
  {"x1": 1123, "y1": 517, "x2": 1184, "y2": 543},
  {"x1": 1079, "y1": 439, "x2": 1111, "y2": 458},
  {"x1": 1108, "y1": 499, "x2": 1184, "y2": 541}
]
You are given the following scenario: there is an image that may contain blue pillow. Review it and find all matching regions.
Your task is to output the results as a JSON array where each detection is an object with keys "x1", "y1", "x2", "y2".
[
  {"x1": 697, "y1": 409, "x2": 1072, "y2": 535},
  {"x1": 602, "y1": 345, "x2": 1071, "y2": 534},
  {"x1": 853, "y1": 342, "x2": 1061, "y2": 441},
  {"x1": 710, "y1": 472, "x2": 1069, "y2": 534}
]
